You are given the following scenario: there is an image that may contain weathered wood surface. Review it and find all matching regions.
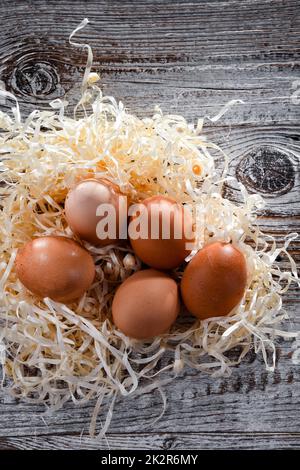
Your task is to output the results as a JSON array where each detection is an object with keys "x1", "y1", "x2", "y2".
[
  {"x1": 0, "y1": 0, "x2": 299, "y2": 450},
  {"x1": 0, "y1": 433, "x2": 300, "y2": 450}
]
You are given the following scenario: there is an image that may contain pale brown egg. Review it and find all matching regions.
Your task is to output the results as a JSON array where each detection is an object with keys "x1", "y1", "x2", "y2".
[
  {"x1": 112, "y1": 269, "x2": 180, "y2": 339},
  {"x1": 129, "y1": 196, "x2": 194, "y2": 270},
  {"x1": 15, "y1": 236, "x2": 95, "y2": 303},
  {"x1": 181, "y1": 242, "x2": 247, "y2": 319},
  {"x1": 65, "y1": 178, "x2": 127, "y2": 246}
]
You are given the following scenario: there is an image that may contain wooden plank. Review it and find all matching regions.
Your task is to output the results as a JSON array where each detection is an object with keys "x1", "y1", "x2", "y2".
[
  {"x1": 0, "y1": 0, "x2": 299, "y2": 124},
  {"x1": 0, "y1": 432, "x2": 299, "y2": 450}
]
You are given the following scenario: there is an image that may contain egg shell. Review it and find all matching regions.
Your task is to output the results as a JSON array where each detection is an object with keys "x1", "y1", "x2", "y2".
[
  {"x1": 129, "y1": 195, "x2": 194, "y2": 270},
  {"x1": 65, "y1": 178, "x2": 127, "y2": 247},
  {"x1": 15, "y1": 236, "x2": 95, "y2": 303},
  {"x1": 112, "y1": 269, "x2": 180, "y2": 339},
  {"x1": 181, "y1": 242, "x2": 247, "y2": 319}
]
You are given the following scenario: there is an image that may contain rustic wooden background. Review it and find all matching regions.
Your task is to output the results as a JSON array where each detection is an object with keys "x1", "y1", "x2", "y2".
[{"x1": 0, "y1": 0, "x2": 299, "y2": 450}]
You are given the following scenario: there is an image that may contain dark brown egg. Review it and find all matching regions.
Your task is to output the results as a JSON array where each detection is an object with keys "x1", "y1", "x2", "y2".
[
  {"x1": 181, "y1": 242, "x2": 247, "y2": 319},
  {"x1": 65, "y1": 178, "x2": 127, "y2": 246},
  {"x1": 15, "y1": 236, "x2": 95, "y2": 303},
  {"x1": 112, "y1": 269, "x2": 180, "y2": 339},
  {"x1": 129, "y1": 196, "x2": 194, "y2": 270}
]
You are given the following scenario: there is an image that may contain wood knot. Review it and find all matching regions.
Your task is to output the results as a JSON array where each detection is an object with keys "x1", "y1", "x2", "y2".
[
  {"x1": 236, "y1": 146, "x2": 295, "y2": 197},
  {"x1": 163, "y1": 437, "x2": 176, "y2": 450},
  {"x1": 2, "y1": 38, "x2": 81, "y2": 105}
]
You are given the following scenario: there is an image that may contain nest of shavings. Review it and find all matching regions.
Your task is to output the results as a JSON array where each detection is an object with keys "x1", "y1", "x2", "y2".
[{"x1": 0, "y1": 19, "x2": 298, "y2": 437}]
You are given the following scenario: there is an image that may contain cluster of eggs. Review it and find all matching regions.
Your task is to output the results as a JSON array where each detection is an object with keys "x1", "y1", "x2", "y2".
[{"x1": 15, "y1": 179, "x2": 247, "y2": 340}]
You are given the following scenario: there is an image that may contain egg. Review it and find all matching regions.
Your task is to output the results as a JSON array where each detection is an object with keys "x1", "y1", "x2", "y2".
[
  {"x1": 129, "y1": 196, "x2": 194, "y2": 270},
  {"x1": 181, "y1": 242, "x2": 247, "y2": 319},
  {"x1": 65, "y1": 178, "x2": 127, "y2": 246},
  {"x1": 15, "y1": 236, "x2": 95, "y2": 303},
  {"x1": 112, "y1": 269, "x2": 180, "y2": 339}
]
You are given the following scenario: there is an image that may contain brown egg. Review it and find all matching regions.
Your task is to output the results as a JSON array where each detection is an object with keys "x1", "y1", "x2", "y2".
[
  {"x1": 129, "y1": 196, "x2": 194, "y2": 270},
  {"x1": 65, "y1": 178, "x2": 127, "y2": 246},
  {"x1": 15, "y1": 236, "x2": 95, "y2": 303},
  {"x1": 181, "y1": 242, "x2": 247, "y2": 320},
  {"x1": 112, "y1": 269, "x2": 180, "y2": 339}
]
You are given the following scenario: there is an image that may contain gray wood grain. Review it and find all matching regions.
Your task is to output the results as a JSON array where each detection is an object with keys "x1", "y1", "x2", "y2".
[
  {"x1": 0, "y1": 304, "x2": 299, "y2": 437},
  {"x1": 0, "y1": 432, "x2": 299, "y2": 450},
  {"x1": 0, "y1": 0, "x2": 299, "y2": 450}
]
